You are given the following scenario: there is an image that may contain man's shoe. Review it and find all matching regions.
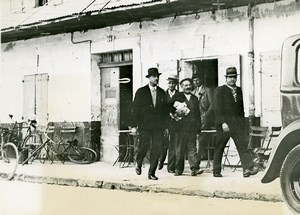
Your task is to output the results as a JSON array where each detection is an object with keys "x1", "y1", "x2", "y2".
[
  {"x1": 191, "y1": 170, "x2": 198, "y2": 176},
  {"x1": 243, "y1": 169, "x2": 251, "y2": 178},
  {"x1": 174, "y1": 172, "x2": 182, "y2": 176},
  {"x1": 197, "y1": 170, "x2": 204, "y2": 175},
  {"x1": 243, "y1": 166, "x2": 259, "y2": 178},
  {"x1": 158, "y1": 162, "x2": 164, "y2": 170},
  {"x1": 250, "y1": 166, "x2": 259, "y2": 175},
  {"x1": 148, "y1": 175, "x2": 158, "y2": 180},
  {"x1": 135, "y1": 166, "x2": 141, "y2": 175},
  {"x1": 213, "y1": 172, "x2": 222, "y2": 177},
  {"x1": 168, "y1": 170, "x2": 175, "y2": 173}
]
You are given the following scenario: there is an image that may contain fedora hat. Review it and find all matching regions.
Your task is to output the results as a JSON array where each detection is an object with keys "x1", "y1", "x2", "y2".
[
  {"x1": 167, "y1": 74, "x2": 179, "y2": 82},
  {"x1": 225, "y1": 67, "x2": 239, "y2": 77},
  {"x1": 146, "y1": 68, "x2": 161, "y2": 78},
  {"x1": 192, "y1": 73, "x2": 201, "y2": 80}
]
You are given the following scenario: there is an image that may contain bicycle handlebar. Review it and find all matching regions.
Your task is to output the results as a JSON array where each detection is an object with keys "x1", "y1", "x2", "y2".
[{"x1": 8, "y1": 114, "x2": 37, "y2": 129}]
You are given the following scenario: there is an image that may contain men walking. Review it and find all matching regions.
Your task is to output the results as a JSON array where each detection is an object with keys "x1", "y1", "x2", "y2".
[
  {"x1": 192, "y1": 74, "x2": 214, "y2": 160},
  {"x1": 131, "y1": 68, "x2": 168, "y2": 180},
  {"x1": 170, "y1": 78, "x2": 202, "y2": 176},
  {"x1": 158, "y1": 74, "x2": 180, "y2": 173},
  {"x1": 212, "y1": 67, "x2": 258, "y2": 178}
]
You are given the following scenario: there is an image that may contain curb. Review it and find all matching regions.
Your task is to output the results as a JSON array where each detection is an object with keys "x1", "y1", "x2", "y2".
[{"x1": 9, "y1": 173, "x2": 283, "y2": 203}]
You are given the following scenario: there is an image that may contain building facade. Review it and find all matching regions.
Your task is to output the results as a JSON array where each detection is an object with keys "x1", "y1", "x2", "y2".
[{"x1": 1, "y1": 0, "x2": 300, "y2": 162}]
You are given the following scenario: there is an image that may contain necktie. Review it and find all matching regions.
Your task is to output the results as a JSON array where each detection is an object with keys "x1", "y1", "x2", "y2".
[
  {"x1": 152, "y1": 88, "x2": 156, "y2": 107},
  {"x1": 232, "y1": 89, "x2": 237, "y2": 102}
]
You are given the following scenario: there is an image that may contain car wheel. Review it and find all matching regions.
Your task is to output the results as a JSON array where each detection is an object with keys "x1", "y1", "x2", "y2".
[{"x1": 280, "y1": 144, "x2": 300, "y2": 214}]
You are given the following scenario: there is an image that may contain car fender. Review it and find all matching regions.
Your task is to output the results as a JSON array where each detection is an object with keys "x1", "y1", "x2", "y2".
[{"x1": 261, "y1": 120, "x2": 300, "y2": 183}]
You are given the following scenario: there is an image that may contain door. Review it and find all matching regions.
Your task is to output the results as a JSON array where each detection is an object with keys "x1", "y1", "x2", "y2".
[{"x1": 100, "y1": 67, "x2": 120, "y2": 163}]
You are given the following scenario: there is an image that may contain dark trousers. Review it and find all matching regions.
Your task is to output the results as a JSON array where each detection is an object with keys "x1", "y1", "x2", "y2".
[
  {"x1": 197, "y1": 132, "x2": 209, "y2": 160},
  {"x1": 175, "y1": 131, "x2": 200, "y2": 174},
  {"x1": 160, "y1": 129, "x2": 176, "y2": 172},
  {"x1": 136, "y1": 130, "x2": 164, "y2": 176},
  {"x1": 213, "y1": 126, "x2": 254, "y2": 173}
]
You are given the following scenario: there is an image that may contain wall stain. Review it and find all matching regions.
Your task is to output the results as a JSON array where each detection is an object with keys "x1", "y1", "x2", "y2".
[
  {"x1": 255, "y1": 1, "x2": 300, "y2": 19},
  {"x1": 3, "y1": 42, "x2": 15, "y2": 52}
]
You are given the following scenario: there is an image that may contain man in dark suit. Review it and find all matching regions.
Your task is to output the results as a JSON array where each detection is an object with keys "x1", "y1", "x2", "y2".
[
  {"x1": 170, "y1": 78, "x2": 203, "y2": 176},
  {"x1": 158, "y1": 74, "x2": 180, "y2": 173},
  {"x1": 131, "y1": 67, "x2": 168, "y2": 180},
  {"x1": 212, "y1": 67, "x2": 258, "y2": 178}
]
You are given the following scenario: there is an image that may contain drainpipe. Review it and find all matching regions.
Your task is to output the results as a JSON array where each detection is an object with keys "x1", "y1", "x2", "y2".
[
  {"x1": 248, "y1": 5, "x2": 255, "y2": 128},
  {"x1": 70, "y1": 32, "x2": 92, "y2": 52}
]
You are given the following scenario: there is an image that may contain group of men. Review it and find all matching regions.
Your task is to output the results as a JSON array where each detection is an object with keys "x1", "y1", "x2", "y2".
[{"x1": 130, "y1": 67, "x2": 259, "y2": 180}]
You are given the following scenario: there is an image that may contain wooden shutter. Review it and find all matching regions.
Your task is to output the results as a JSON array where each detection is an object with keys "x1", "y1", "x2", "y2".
[{"x1": 23, "y1": 73, "x2": 49, "y2": 126}]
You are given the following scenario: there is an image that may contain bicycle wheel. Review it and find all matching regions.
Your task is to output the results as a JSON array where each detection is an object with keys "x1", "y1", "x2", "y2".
[
  {"x1": 0, "y1": 142, "x2": 18, "y2": 180},
  {"x1": 23, "y1": 133, "x2": 44, "y2": 164},
  {"x1": 68, "y1": 147, "x2": 97, "y2": 164}
]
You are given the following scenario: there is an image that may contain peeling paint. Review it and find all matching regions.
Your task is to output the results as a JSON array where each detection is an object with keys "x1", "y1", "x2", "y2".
[
  {"x1": 255, "y1": 1, "x2": 300, "y2": 19},
  {"x1": 225, "y1": 8, "x2": 247, "y2": 22}
]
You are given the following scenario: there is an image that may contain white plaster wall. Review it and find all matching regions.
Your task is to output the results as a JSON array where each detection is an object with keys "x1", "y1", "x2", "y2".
[
  {"x1": 1, "y1": 33, "x2": 91, "y2": 123},
  {"x1": 253, "y1": 0, "x2": 300, "y2": 125},
  {"x1": 1, "y1": 0, "x2": 300, "y2": 127}
]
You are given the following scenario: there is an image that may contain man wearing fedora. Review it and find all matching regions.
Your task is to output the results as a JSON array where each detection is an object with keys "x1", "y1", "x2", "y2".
[
  {"x1": 212, "y1": 67, "x2": 258, "y2": 178},
  {"x1": 130, "y1": 67, "x2": 168, "y2": 180},
  {"x1": 158, "y1": 74, "x2": 180, "y2": 173}
]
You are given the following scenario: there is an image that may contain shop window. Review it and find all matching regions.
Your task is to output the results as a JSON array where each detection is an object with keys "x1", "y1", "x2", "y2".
[{"x1": 99, "y1": 50, "x2": 132, "y2": 65}]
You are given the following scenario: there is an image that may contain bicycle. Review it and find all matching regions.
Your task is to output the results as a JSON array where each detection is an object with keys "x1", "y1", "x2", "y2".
[
  {"x1": 21, "y1": 125, "x2": 97, "y2": 165},
  {"x1": 0, "y1": 127, "x2": 19, "y2": 180}
]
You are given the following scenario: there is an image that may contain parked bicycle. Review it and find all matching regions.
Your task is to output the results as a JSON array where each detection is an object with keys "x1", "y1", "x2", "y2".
[
  {"x1": 0, "y1": 127, "x2": 19, "y2": 180},
  {"x1": 21, "y1": 125, "x2": 97, "y2": 165}
]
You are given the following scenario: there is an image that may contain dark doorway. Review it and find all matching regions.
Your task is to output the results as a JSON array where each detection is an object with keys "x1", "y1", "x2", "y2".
[
  {"x1": 119, "y1": 65, "x2": 133, "y2": 130},
  {"x1": 119, "y1": 65, "x2": 133, "y2": 161},
  {"x1": 192, "y1": 59, "x2": 218, "y2": 90}
]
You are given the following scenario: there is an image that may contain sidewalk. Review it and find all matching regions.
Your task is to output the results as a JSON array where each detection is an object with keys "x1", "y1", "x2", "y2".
[{"x1": 6, "y1": 160, "x2": 282, "y2": 203}]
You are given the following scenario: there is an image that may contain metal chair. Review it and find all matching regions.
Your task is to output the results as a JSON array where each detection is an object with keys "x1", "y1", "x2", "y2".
[
  {"x1": 232, "y1": 126, "x2": 268, "y2": 172},
  {"x1": 113, "y1": 130, "x2": 139, "y2": 168},
  {"x1": 247, "y1": 126, "x2": 269, "y2": 150},
  {"x1": 254, "y1": 126, "x2": 281, "y2": 167},
  {"x1": 222, "y1": 141, "x2": 232, "y2": 169},
  {"x1": 201, "y1": 129, "x2": 216, "y2": 171}
]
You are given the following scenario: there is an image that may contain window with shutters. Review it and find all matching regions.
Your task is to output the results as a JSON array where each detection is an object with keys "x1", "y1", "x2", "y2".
[{"x1": 23, "y1": 73, "x2": 49, "y2": 126}]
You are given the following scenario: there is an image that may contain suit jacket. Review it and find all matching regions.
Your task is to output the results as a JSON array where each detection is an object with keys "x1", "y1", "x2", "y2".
[
  {"x1": 131, "y1": 85, "x2": 168, "y2": 131},
  {"x1": 213, "y1": 84, "x2": 245, "y2": 129},
  {"x1": 170, "y1": 92, "x2": 201, "y2": 132},
  {"x1": 192, "y1": 85, "x2": 214, "y2": 128}
]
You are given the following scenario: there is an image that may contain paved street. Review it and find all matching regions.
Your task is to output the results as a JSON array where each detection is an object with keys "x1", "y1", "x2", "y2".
[{"x1": 0, "y1": 180, "x2": 292, "y2": 215}]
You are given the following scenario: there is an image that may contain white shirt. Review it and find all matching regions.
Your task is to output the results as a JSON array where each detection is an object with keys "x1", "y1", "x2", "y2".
[
  {"x1": 193, "y1": 85, "x2": 203, "y2": 99},
  {"x1": 148, "y1": 84, "x2": 157, "y2": 92},
  {"x1": 168, "y1": 89, "x2": 176, "y2": 98},
  {"x1": 184, "y1": 93, "x2": 191, "y2": 101}
]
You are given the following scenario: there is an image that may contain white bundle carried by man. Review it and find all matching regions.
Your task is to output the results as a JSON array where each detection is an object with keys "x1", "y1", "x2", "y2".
[{"x1": 170, "y1": 101, "x2": 190, "y2": 121}]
